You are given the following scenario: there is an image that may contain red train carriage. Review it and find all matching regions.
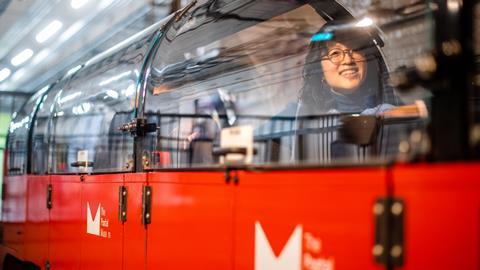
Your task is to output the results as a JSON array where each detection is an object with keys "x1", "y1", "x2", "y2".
[{"x1": 2, "y1": 0, "x2": 479, "y2": 269}]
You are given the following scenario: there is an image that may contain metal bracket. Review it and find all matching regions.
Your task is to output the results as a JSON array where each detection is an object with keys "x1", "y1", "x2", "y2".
[
  {"x1": 119, "y1": 118, "x2": 157, "y2": 137},
  {"x1": 142, "y1": 152, "x2": 151, "y2": 170},
  {"x1": 142, "y1": 186, "x2": 152, "y2": 225},
  {"x1": 373, "y1": 197, "x2": 404, "y2": 267},
  {"x1": 224, "y1": 169, "x2": 239, "y2": 185},
  {"x1": 118, "y1": 186, "x2": 128, "y2": 223},
  {"x1": 71, "y1": 161, "x2": 94, "y2": 168},
  {"x1": 46, "y1": 184, "x2": 52, "y2": 210}
]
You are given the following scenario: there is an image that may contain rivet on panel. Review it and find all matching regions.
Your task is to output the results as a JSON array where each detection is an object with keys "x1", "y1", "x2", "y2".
[
  {"x1": 372, "y1": 244, "x2": 384, "y2": 256},
  {"x1": 373, "y1": 202, "x2": 384, "y2": 215},
  {"x1": 391, "y1": 202, "x2": 403, "y2": 216},
  {"x1": 391, "y1": 245, "x2": 403, "y2": 258}
]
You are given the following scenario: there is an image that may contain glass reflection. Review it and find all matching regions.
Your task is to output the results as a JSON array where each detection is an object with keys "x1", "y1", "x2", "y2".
[
  {"x1": 6, "y1": 86, "x2": 49, "y2": 175},
  {"x1": 142, "y1": 1, "x2": 430, "y2": 169},
  {"x1": 45, "y1": 31, "x2": 158, "y2": 174}
]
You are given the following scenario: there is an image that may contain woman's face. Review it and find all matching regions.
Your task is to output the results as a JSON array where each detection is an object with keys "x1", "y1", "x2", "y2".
[{"x1": 320, "y1": 42, "x2": 367, "y2": 93}]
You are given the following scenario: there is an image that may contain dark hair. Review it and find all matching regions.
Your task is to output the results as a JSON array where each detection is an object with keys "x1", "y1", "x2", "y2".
[{"x1": 297, "y1": 21, "x2": 397, "y2": 115}]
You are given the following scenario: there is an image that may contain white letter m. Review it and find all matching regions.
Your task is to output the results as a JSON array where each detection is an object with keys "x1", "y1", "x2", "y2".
[
  {"x1": 255, "y1": 221, "x2": 302, "y2": 270},
  {"x1": 86, "y1": 202, "x2": 101, "y2": 236}
]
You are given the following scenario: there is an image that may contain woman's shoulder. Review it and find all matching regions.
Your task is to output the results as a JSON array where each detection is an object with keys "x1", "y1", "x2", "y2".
[{"x1": 361, "y1": 103, "x2": 396, "y2": 115}]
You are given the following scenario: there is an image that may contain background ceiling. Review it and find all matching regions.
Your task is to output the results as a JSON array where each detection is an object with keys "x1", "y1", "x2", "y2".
[{"x1": 0, "y1": 0, "x2": 185, "y2": 94}]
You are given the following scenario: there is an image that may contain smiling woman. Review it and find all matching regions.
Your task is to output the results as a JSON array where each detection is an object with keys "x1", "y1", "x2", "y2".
[
  {"x1": 321, "y1": 44, "x2": 367, "y2": 91},
  {"x1": 298, "y1": 21, "x2": 398, "y2": 115}
]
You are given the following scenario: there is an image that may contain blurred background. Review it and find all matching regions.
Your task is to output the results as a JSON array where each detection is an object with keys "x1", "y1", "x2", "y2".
[
  {"x1": 0, "y1": 0, "x2": 191, "y2": 180},
  {"x1": 0, "y1": 0, "x2": 478, "y2": 185}
]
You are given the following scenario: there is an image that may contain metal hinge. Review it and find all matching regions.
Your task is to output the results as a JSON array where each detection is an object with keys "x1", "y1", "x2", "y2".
[
  {"x1": 46, "y1": 184, "x2": 52, "y2": 210},
  {"x1": 373, "y1": 197, "x2": 404, "y2": 267},
  {"x1": 118, "y1": 186, "x2": 128, "y2": 223},
  {"x1": 224, "y1": 168, "x2": 239, "y2": 184},
  {"x1": 141, "y1": 186, "x2": 152, "y2": 226},
  {"x1": 118, "y1": 118, "x2": 157, "y2": 137}
]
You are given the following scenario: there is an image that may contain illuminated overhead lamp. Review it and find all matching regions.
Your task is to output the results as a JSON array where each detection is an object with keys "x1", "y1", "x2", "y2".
[
  {"x1": 124, "y1": 84, "x2": 136, "y2": 97},
  {"x1": 36, "y1": 20, "x2": 63, "y2": 43},
  {"x1": 32, "y1": 49, "x2": 51, "y2": 65},
  {"x1": 33, "y1": 49, "x2": 51, "y2": 64},
  {"x1": 98, "y1": 0, "x2": 114, "y2": 9},
  {"x1": 99, "y1": 71, "x2": 132, "y2": 86},
  {"x1": 355, "y1": 17, "x2": 374, "y2": 27},
  {"x1": 447, "y1": 0, "x2": 460, "y2": 12},
  {"x1": 0, "y1": 68, "x2": 11, "y2": 82},
  {"x1": 66, "y1": 65, "x2": 82, "y2": 77},
  {"x1": 58, "y1": 91, "x2": 82, "y2": 104},
  {"x1": 11, "y1": 49, "x2": 34, "y2": 66},
  {"x1": 12, "y1": 68, "x2": 27, "y2": 81},
  {"x1": 71, "y1": 0, "x2": 89, "y2": 9},
  {"x1": 106, "y1": 90, "x2": 119, "y2": 99},
  {"x1": 60, "y1": 21, "x2": 85, "y2": 42},
  {"x1": 38, "y1": 84, "x2": 51, "y2": 95}
]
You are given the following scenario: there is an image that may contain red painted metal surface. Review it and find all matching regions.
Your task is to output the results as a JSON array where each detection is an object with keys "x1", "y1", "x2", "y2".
[
  {"x1": 147, "y1": 171, "x2": 233, "y2": 270},
  {"x1": 49, "y1": 175, "x2": 82, "y2": 269},
  {"x1": 124, "y1": 173, "x2": 147, "y2": 270},
  {"x1": 1, "y1": 175, "x2": 27, "y2": 258},
  {"x1": 80, "y1": 174, "x2": 124, "y2": 270},
  {"x1": 234, "y1": 168, "x2": 387, "y2": 270},
  {"x1": 392, "y1": 162, "x2": 480, "y2": 270},
  {"x1": 1, "y1": 162, "x2": 479, "y2": 269},
  {"x1": 24, "y1": 175, "x2": 50, "y2": 267}
]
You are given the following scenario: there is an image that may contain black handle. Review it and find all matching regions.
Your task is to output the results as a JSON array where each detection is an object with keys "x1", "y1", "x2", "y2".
[
  {"x1": 212, "y1": 147, "x2": 257, "y2": 157},
  {"x1": 70, "y1": 161, "x2": 94, "y2": 168}
]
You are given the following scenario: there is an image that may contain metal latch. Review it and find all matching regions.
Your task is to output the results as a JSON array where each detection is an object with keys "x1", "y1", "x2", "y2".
[
  {"x1": 118, "y1": 186, "x2": 128, "y2": 223},
  {"x1": 142, "y1": 186, "x2": 152, "y2": 226},
  {"x1": 119, "y1": 118, "x2": 157, "y2": 137},
  {"x1": 223, "y1": 168, "x2": 239, "y2": 184},
  {"x1": 46, "y1": 184, "x2": 52, "y2": 210},
  {"x1": 373, "y1": 198, "x2": 404, "y2": 267}
]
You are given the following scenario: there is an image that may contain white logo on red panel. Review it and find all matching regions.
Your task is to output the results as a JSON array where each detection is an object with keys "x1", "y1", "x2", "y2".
[
  {"x1": 255, "y1": 222, "x2": 302, "y2": 270},
  {"x1": 255, "y1": 221, "x2": 334, "y2": 270},
  {"x1": 86, "y1": 202, "x2": 111, "y2": 238},
  {"x1": 86, "y1": 202, "x2": 100, "y2": 236}
]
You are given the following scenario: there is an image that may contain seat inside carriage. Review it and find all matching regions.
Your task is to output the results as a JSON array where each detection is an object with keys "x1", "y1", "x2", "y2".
[{"x1": 142, "y1": 3, "x2": 427, "y2": 168}]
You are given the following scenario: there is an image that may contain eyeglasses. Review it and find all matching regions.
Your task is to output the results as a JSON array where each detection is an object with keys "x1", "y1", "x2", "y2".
[{"x1": 322, "y1": 48, "x2": 364, "y2": 64}]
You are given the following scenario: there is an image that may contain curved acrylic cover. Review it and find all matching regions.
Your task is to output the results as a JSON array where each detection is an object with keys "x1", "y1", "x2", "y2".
[
  {"x1": 41, "y1": 30, "x2": 160, "y2": 174},
  {"x1": 142, "y1": 0, "x2": 430, "y2": 169}
]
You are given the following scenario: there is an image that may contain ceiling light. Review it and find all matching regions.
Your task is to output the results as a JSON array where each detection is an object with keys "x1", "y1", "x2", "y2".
[
  {"x1": 66, "y1": 65, "x2": 82, "y2": 77},
  {"x1": 356, "y1": 17, "x2": 374, "y2": 27},
  {"x1": 58, "y1": 91, "x2": 82, "y2": 104},
  {"x1": 106, "y1": 90, "x2": 119, "y2": 99},
  {"x1": 11, "y1": 49, "x2": 34, "y2": 66},
  {"x1": 36, "y1": 20, "x2": 63, "y2": 43},
  {"x1": 32, "y1": 49, "x2": 51, "y2": 65},
  {"x1": 98, "y1": 0, "x2": 115, "y2": 9},
  {"x1": 99, "y1": 71, "x2": 132, "y2": 86},
  {"x1": 12, "y1": 68, "x2": 27, "y2": 81},
  {"x1": 0, "y1": 68, "x2": 11, "y2": 82},
  {"x1": 60, "y1": 21, "x2": 85, "y2": 42},
  {"x1": 124, "y1": 84, "x2": 136, "y2": 97},
  {"x1": 37, "y1": 84, "x2": 51, "y2": 95},
  {"x1": 71, "y1": 0, "x2": 89, "y2": 9}
]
